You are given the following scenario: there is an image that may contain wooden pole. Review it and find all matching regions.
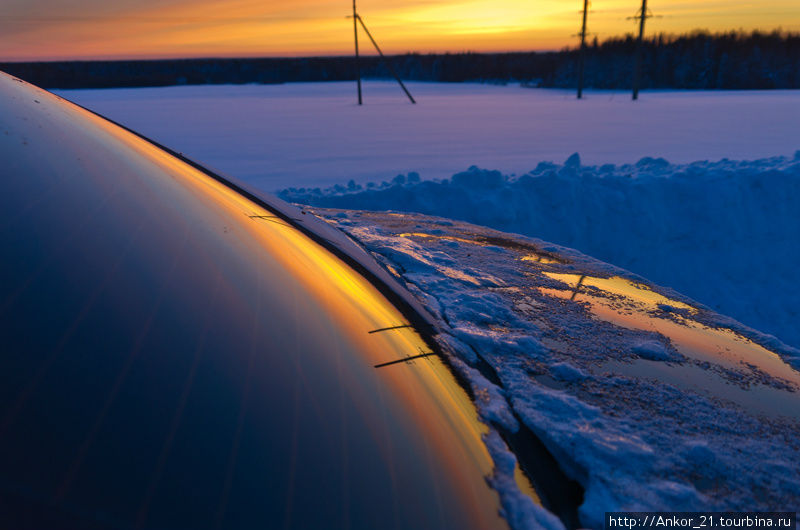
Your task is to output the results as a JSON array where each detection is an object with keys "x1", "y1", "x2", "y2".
[
  {"x1": 632, "y1": 0, "x2": 648, "y2": 100},
  {"x1": 356, "y1": 15, "x2": 416, "y2": 104},
  {"x1": 353, "y1": 0, "x2": 362, "y2": 105},
  {"x1": 577, "y1": 0, "x2": 589, "y2": 99}
]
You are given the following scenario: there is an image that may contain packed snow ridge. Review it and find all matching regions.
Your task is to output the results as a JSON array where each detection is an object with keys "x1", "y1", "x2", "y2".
[{"x1": 280, "y1": 152, "x2": 800, "y2": 350}]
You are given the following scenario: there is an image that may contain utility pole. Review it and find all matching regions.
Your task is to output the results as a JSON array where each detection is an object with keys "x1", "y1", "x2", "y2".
[
  {"x1": 353, "y1": 0, "x2": 362, "y2": 105},
  {"x1": 576, "y1": 0, "x2": 589, "y2": 99},
  {"x1": 631, "y1": 0, "x2": 649, "y2": 100}
]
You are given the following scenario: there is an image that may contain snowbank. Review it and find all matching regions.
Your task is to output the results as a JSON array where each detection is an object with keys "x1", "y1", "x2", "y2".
[{"x1": 280, "y1": 153, "x2": 800, "y2": 349}]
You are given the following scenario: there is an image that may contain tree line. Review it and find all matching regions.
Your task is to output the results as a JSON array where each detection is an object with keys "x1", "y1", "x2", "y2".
[{"x1": 2, "y1": 30, "x2": 797, "y2": 90}]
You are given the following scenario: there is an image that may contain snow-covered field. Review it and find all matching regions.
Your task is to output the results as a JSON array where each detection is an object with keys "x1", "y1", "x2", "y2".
[{"x1": 57, "y1": 82, "x2": 800, "y2": 190}]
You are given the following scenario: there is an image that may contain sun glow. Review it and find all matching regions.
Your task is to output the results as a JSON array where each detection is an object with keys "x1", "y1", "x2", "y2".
[{"x1": 0, "y1": 0, "x2": 798, "y2": 60}]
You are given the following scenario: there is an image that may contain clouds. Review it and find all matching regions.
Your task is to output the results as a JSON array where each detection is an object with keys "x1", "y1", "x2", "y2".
[{"x1": 1, "y1": 0, "x2": 798, "y2": 60}]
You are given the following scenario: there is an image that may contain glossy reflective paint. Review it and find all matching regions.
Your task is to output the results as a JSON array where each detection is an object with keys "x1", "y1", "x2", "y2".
[{"x1": 0, "y1": 72, "x2": 506, "y2": 529}]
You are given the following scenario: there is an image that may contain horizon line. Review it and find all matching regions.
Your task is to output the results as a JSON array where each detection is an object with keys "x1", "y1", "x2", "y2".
[{"x1": 2, "y1": 27, "x2": 796, "y2": 64}]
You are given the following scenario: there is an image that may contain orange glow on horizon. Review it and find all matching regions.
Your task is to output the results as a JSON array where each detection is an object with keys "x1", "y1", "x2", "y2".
[{"x1": 1, "y1": 0, "x2": 799, "y2": 61}]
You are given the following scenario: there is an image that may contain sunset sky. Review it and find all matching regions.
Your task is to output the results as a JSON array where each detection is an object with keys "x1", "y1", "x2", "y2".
[{"x1": 1, "y1": 0, "x2": 798, "y2": 61}]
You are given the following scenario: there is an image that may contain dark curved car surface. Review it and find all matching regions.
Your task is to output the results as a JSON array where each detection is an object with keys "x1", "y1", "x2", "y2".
[{"x1": 0, "y1": 72, "x2": 507, "y2": 529}]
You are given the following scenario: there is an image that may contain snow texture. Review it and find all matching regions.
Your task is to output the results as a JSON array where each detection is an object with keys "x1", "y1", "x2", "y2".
[
  {"x1": 281, "y1": 154, "x2": 800, "y2": 350},
  {"x1": 312, "y1": 209, "x2": 800, "y2": 529}
]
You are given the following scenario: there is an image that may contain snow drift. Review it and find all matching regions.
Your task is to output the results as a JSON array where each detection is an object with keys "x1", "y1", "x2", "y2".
[{"x1": 280, "y1": 153, "x2": 800, "y2": 349}]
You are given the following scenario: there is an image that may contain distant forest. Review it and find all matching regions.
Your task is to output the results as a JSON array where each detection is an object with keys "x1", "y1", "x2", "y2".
[{"x1": 2, "y1": 30, "x2": 798, "y2": 90}]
